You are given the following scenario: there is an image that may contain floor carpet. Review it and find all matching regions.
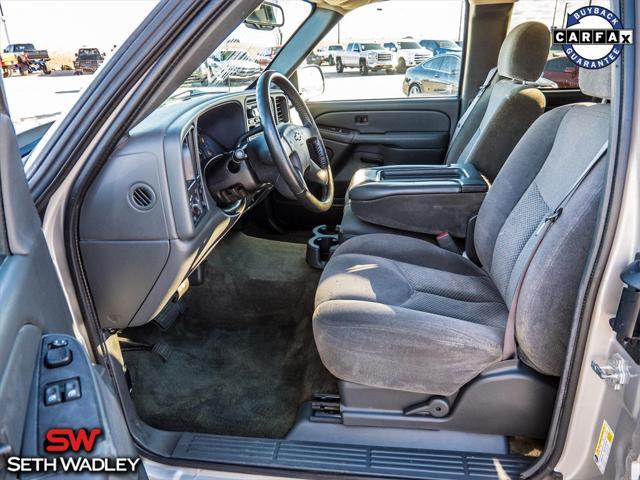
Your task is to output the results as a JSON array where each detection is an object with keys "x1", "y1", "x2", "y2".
[{"x1": 122, "y1": 232, "x2": 336, "y2": 438}]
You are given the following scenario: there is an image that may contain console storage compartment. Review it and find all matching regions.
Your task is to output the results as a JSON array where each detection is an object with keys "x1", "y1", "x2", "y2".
[{"x1": 346, "y1": 164, "x2": 489, "y2": 238}]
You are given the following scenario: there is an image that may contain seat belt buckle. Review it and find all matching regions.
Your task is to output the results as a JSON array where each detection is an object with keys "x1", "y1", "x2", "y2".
[{"x1": 436, "y1": 232, "x2": 461, "y2": 254}]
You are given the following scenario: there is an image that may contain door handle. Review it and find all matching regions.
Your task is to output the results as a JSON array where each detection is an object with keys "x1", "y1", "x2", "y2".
[{"x1": 355, "y1": 115, "x2": 368, "y2": 124}]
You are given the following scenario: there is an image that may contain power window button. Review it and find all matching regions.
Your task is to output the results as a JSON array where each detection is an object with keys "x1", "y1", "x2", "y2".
[
  {"x1": 44, "y1": 385, "x2": 62, "y2": 406},
  {"x1": 64, "y1": 379, "x2": 81, "y2": 401}
]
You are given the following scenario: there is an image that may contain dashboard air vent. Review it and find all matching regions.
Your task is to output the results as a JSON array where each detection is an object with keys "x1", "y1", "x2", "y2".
[
  {"x1": 129, "y1": 183, "x2": 156, "y2": 211},
  {"x1": 274, "y1": 96, "x2": 289, "y2": 123}
]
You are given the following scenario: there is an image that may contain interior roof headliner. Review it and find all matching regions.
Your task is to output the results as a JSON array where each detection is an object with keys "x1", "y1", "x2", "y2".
[
  {"x1": 310, "y1": 0, "x2": 516, "y2": 15},
  {"x1": 310, "y1": 0, "x2": 378, "y2": 15}
]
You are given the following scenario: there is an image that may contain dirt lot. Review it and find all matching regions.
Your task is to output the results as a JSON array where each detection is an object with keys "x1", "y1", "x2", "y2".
[
  {"x1": 4, "y1": 71, "x2": 92, "y2": 133},
  {"x1": 3, "y1": 64, "x2": 410, "y2": 133}
]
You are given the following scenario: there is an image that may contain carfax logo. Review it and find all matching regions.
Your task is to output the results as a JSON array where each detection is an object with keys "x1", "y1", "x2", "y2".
[{"x1": 552, "y1": 6, "x2": 633, "y2": 69}]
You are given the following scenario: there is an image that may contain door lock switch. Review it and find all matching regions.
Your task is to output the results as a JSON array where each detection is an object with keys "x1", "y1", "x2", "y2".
[{"x1": 45, "y1": 346, "x2": 72, "y2": 368}]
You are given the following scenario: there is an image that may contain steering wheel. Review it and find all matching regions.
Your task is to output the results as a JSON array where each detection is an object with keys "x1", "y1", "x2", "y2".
[{"x1": 256, "y1": 70, "x2": 333, "y2": 213}]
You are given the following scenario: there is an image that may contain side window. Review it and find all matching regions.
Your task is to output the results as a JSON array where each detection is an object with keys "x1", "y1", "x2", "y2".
[
  {"x1": 311, "y1": 0, "x2": 465, "y2": 101},
  {"x1": 442, "y1": 56, "x2": 458, "y2": 73},
  {"x1": 0, "y1": 1, "x2": 158, "y2": 135},
  {"x1": 427, "y1": 57, "x2": 443, "y2": 71},
  {"x1": 510, "y1": 0, "x2": 610, "y2": 89}
]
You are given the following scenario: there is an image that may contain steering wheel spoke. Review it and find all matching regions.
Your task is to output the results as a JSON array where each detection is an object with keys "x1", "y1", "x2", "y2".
[
  {"x1": 305, "y1": 160, "x2": 329, "y2": 186},
  {"x1": 256, "y1": 70, "x2": 333, "y2": 213}
]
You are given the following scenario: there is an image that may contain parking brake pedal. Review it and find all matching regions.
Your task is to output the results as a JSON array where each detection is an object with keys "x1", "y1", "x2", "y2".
[
  {"x1": 119, "y1": 338, "x2": 173, "y2": 362},
  {"x1": 153, "y1": 298, "x2": 185, "y2": 331}
]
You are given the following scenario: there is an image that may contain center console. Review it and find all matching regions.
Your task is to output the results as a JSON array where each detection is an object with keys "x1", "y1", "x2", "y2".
[
  {"x1": 344, "y1": 163, "x2": 489, "y2": 239},
  {"x1": 306, "y1": 163, "x2": 490, "y2": 269}
]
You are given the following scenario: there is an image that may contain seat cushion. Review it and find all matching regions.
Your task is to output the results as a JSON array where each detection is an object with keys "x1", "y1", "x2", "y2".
[{"x1": 314, "y1": 234, "x2": 508, "y2": 395}]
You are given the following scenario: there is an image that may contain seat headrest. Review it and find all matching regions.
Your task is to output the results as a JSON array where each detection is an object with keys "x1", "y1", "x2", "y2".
[
  {"x1": 498, "y1": 22, "x2": 551, "y2": 82},
  {"x1": 579, "y1": 66, "x2": 612, "y2": 100}
]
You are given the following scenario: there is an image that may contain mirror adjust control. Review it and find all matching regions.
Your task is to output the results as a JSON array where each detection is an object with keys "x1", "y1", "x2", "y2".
[
  {"x1": 44, "y1": 385, "x2": 62, "y2": 406},
  {"x1": 45, "y1": 346, "x2": 72, "y2": 368},
  {"x1": 64, "y1": 379, "x2": 81, "y2": 401}
]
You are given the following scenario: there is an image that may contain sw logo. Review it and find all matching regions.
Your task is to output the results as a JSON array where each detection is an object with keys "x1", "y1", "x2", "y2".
[
  {"x1": 552, "y1": 6, "x2": 633, "y2": 69},
  {"x1": 44, "y1": 427, "x2": 102, "y2": 453},
  {"x1": 6, "y1": 427, "x2": 140, "y2": 473}
]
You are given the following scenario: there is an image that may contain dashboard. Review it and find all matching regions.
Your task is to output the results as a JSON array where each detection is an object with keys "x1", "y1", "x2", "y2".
[{"x1": 78, "y1": 90, "x2": 290, "y2": 330}]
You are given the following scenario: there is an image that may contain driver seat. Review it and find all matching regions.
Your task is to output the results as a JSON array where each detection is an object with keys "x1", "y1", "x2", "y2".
[{"x1": 313, "y1": 66, "x2": 611, "y2": 397}]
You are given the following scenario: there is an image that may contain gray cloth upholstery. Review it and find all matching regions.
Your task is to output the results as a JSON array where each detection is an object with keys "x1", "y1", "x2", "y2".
[
  {"x1": 497, "y1": 22, "x2": 551, "y2": 82},
  {"x1": 476, "y1": 102, "x2": 609, "y2": 374},
  {"x1": 451, "y1": 21, "x2": 550, "y2": 179},
  {"x1": 314, "y1": 234, "x2": 507, "y2": 395},
  {"x1": 453, "y1": 80, "x2": 546, "y2": 180},
  {"x1": 579, "y1": 65, "x2": 613, "y2": 99},
  {"x1": 314, "y1": 97, "x2": 610, "y2": 394}
]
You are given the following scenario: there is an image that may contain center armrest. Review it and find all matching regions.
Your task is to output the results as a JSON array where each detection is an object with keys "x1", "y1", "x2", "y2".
[{"x1": 347, "y1": 164, "x2": 489, "y2": 238}]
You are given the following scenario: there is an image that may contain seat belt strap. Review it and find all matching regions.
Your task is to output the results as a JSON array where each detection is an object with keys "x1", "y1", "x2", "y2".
[
  {"x1": 449, "y1": 66, "x2": 498, "y2": 148},
  {"x1": 501, "y1": 141, "x2": 609, "y2": 360}
]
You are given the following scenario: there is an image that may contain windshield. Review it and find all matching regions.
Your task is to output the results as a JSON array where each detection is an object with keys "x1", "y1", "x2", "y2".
[
  {"x1": 361, "y1": 43, "x2": 384, "y2": 51},
  {"x1": 398, "y1": 41, "x2": 421, "y2": 49},
  {"x1": 215, "y1": 50, "x2": 251, "y2": 61},
  {"x1": 438, "y1": 40, "x2": 459, "y2": 49},
  {"x1": 170, "y1": 1, "x2": 311, "y2": 101},
  {"x1": 14, "y1": 43, "x2": 36, "y2": 51}
]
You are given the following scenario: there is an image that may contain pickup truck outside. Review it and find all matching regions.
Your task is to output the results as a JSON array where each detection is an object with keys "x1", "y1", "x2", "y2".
[
  {"x1": 73, "y1": 48, "x2": 105, "y2": 74},
  {"x1": 317, "y1": 44, "x2": 343, "y2": 65},
  {"x1": 335, "y1": 42, "x2": 396, "y2": 75},
  {"x1": 1, "y1": 43, "x2": 51, "y2": 75},
  {"x1": 382, "y1": 40, "x2": 432, "y2": 73}
]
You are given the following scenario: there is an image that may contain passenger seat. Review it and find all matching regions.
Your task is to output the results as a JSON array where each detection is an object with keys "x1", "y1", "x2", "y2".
[
  {"x1": 446, "y1": 21, "x2": 551, "y2": 181},
  {"x1": 339, "y1": 22, "x2": 551, "y2": 241}
]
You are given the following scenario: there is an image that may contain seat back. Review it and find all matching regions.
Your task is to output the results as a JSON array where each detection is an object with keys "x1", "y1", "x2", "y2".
[
  {"x1": 446, "y1": 22, "x2": 551, "y2": 181},
  {"x1": 474, "y1": 66, "x2": 612, "y2": 376}
]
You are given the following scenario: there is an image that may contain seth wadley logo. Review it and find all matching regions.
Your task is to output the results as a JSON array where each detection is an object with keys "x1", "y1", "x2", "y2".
[
  {"x1": 6, "y1": 428, "x2": 141, "y2": 474},
  {"x1": 552, "y1": 6, "x2": 633, "y2": 69}
]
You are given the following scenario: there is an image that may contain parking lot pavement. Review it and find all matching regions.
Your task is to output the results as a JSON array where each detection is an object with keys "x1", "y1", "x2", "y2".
[
  {"x1": 4, "y1": 71, "x2": 92, "y2": 133},
  {"x1": 3, "y1": 65, "x2": 408, "y2": 133},
  {"x1": 319, "y1": 65, "x2": 407, "y2": 101}
]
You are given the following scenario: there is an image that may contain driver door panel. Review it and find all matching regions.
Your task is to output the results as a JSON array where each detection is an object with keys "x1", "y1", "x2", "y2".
[
  {"x1": 270, "y1": 97, "x2": 458, "y2": 228},
  {"x1": 0, "y1": 80, "x2": 141, "y2": 477}
]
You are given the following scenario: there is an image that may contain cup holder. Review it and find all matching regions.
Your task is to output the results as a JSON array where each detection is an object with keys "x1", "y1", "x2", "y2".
[
  {"x1": 307, "y1": 225, "x2": 340, "y2": 270},
  {"x1": 313, "y1": 224, "x2": 341, "y2": 237}
]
